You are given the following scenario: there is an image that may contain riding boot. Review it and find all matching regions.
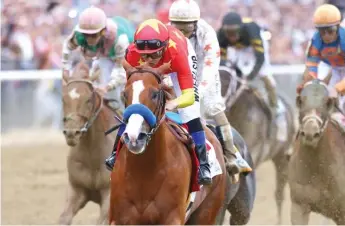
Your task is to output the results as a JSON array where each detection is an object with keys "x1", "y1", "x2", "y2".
[
  {"x1": 105, "y1": 135, "x2": 121, "y2": 171},
  {"x1": 191, "y1": 131, "x2": 212, "y2": 185},
  {"x1": 216, "y1": 124, "x2": 252, "y2": 177},
  {"x1": 261, "y1": 75, "x2": 278, "y2": 117}
]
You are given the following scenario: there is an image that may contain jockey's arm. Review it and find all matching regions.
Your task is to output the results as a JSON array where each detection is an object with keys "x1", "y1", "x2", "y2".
[
  {"x1": 199, "y1": 28, "x2": 221, "y2": 96},
  {"x1": 62, "y1": 32, "x2": 78, "y2": 71},
  {"x1": 247, "y1": 25, "x2": 264, "y2": 80},
  {"x1": 171, "y1": 52, "x2": 195, "y2": 108},
  {"x1": 305, "y1": 38, "x2": 321, "y2": 79},
  {"x1": 106, "y1": 34, "x2": 130, "y2": 91}
]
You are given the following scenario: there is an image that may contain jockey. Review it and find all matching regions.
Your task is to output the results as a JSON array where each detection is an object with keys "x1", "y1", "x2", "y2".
[
  {"x1": 168, "y1": 0, "x2": 252, "y2": 176},
  {"x1": 61, "y1": 6, "x2": 135, "y2": 98},
  {"x1": 217, "y1": 12, "x2": 278, "y2": 114},
  {"x1": 105, "y1": 18, "x2": 213, "y2": 185},
  {"x1": 299, "y1": 4, "x2": 345, "y2": 108}
]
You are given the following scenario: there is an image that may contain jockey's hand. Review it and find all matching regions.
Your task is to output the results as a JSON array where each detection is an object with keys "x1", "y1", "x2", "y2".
[
  {"x1": 296, "y1": 83, "x2": 304, "y2": 94},
  {"x1": 165, "y1": 99, "x2": 179, "y2": 111}
]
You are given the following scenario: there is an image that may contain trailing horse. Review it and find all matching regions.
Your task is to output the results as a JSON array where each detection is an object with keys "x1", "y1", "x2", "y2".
[
  {"x1": 289, "y1": 79, "x2": 345, "y2": 225},
  {"x1": 59, "y1": 61, "x2": 118, "y2": 224},
  {"x1": 218, "y1": 65, "x2": 296, "y2": 224}
]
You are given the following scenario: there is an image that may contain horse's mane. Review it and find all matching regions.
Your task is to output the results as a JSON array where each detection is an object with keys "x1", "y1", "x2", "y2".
[{"x1": 71, "y1": 61, "x2": 90, "y2": 79}]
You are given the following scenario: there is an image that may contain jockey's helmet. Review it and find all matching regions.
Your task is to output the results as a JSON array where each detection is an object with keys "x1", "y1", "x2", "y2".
[
  {"x1": 134, "y1": 19, "x2": 169, "y2": 54},
  {"x1": 313, "y1": 4, "x2": 341, "y2": 28},
  {"x1": 168, "y1": 0, "x2": 200, "y2": 22},
  {"x1": 221, "y1": 12, "x2": 243, "y2": 30},
  {"x1": 76, "y1": 6, "x2": 107, "y2": 34}
]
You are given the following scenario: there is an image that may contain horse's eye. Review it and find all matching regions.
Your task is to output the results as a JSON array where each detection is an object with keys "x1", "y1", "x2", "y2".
[{"x1": 151, "y1": 90, "x2": 160, "y2": 100}]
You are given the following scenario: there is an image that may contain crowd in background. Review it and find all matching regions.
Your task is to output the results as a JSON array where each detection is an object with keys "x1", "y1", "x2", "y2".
[
  {"x1": 1, "y1": 0, "x2": 341, "y2": 70},
  {"x1": 0, "y1": 0, "x2": 343, "y2": 132}
]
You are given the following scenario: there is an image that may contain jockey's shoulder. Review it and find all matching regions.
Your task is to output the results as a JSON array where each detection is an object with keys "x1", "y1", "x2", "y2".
[{"x1": 197, "y1": 18, "x2": 216, "y2": 33}]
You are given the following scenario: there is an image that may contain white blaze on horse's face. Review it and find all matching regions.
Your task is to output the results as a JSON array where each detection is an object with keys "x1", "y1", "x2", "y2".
[
  {"x1": 124, "y1": 80, "x2": 146, "y2": 153},
  {"x1": 68, "y1": 88, "x2": 80, "y2": 100}
]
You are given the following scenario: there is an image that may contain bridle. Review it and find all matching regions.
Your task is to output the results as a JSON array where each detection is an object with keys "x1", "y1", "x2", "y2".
[
  {"x1": 123, "y1": 69, "x2": 167, "y2": 143},
  {"x1": 63, "y1": 79, "x2": 103, "y2": 133}
]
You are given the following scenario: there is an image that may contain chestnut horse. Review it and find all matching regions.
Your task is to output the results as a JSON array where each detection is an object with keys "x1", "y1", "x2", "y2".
[{"x1": 108, "y1": 62, "x2": 227, "y2": 224}]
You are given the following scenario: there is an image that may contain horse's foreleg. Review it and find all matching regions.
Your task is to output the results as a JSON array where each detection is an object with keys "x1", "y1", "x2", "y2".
[
  {"x1": 96, "y1": 188, "x2": 110, "y2": 225},
  {"x1": 290, "y1": 201, "x2": 310, "y2": 225},
  {"x1": 162, "y1": 209, "x2": 184, "y2": 225},
  {"x1": 58, "y1": 183, "x2": 88, "y2": 225},
  {"x1": 272, "y1": 152, "x2": 289, "y2": 225}
]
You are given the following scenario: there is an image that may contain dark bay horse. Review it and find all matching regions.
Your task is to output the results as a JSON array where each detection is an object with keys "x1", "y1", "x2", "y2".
[
  {"x1": 218, "y1": 65, "x2": 296, "y2": 224},
  {"x1": 109, "y1": 61, "x2": 227, "y2": 224},
  {"x1": 59, "y1": 61, "x2": 118, "y2": 224},
  {"x1": 288, "y1": 79, "x2": 345, "y2": 225}
]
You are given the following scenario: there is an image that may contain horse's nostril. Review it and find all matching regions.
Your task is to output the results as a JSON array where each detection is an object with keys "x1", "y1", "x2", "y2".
[
  {"x1": 123, "y1": 133, "x2": 130, "y2": 143},
  {"x1": 301, "y1": 131, "x2": 305, "y2": 136},
  {"x1": 63, "y1": 130, "x2": 67, "y2": 135},
  {"x1": 75, "y1": 131, "x2": 81, "y2": 135},
  {"x1": 314, "y1": 132, "x2": 320, "y2": 138},
  {"x1": 138, "y1": 133, "x2": 147, "y2": 141}
]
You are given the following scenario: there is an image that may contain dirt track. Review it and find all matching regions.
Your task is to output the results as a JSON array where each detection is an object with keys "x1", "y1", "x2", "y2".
[{"x1": 2, "y1": 130, "x2": 332, "y2": 225}]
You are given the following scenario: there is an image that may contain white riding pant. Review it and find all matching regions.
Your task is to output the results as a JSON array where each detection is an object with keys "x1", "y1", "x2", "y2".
[
  {"x1": 169, "y1": 39, "x2": 201, "y2": 123},
  {"x1": 226, "y1": 30, "x2": 276, "y2": 87},
  {"x1": 200, "y1": 71, "x2": 226, "y2": 117},
  {"x1": 92, "y1": 57, "x2": 126, "y2": 110},
  {"x1": 318, "y1": 64, "x2": 345, "y2": 111}
]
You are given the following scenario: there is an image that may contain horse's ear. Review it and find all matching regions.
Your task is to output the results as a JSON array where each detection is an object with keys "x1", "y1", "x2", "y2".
[
  {"x1": 157, "y1": 61, "x2": 171, "y2": 75},
  {"x1": 90, "y1": 66, "x2": 101, "y2": 82},
  {"x1": 326, "y1": 97, "x2": 336, "y2": 111},
  {"x1": 296, "y1": 95, "x2": 302, "y2": 109},
  {"x1": 62, "y1": 70, "x2": 69, "y2": 84}
]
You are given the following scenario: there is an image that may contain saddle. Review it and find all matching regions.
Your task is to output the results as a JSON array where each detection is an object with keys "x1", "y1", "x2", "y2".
[
  {"x1": 166, "y1": 121, "x2": 195, "y2": 151},
  {"x1": 165, "y1": 112, "x2": 201, "y2": 192}
]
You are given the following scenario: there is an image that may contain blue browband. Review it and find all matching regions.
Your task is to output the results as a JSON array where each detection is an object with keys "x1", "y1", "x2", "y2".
[{"x1": 123, "y1": 104, "x2": 157, "y2": 128}]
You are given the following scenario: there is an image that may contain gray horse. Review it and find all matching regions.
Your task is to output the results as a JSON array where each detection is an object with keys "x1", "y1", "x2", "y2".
[
  {"x1": 289, "y1": 79, "x2": 345, "y2": 225},
  {"x1": 218, "y1": 65, "x2": 296, "y2": 224}
]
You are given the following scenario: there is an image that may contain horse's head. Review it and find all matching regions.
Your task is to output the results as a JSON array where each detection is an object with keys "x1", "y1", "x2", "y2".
[
  {"x1": 120, "y1": 59, "x2": 173, "y2": 154},
  {"x1": 62, "y1": 61, "x2": 102, "y2": 146},
  {"x1": 296, "y1": 79, "x2": 336, "y2": 147}
]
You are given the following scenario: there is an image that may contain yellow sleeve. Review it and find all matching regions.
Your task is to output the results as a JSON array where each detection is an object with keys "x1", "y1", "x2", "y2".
[{"x1": 174, "y1": 88, "x2": 195, "y2": 108}]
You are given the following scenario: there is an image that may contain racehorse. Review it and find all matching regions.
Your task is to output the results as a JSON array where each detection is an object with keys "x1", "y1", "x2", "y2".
[
  {"x1": 218, "y1": 64, "x2": 296, "y2": 224},
  {"x1": 288, "y1": 79, "x2": 345, "y2": 225},
  {"x1": 108, "y1": 61, "x2": 227, "y2": 224},
  {"x1": 59, "y1": 61, "x2": 118, "y2": 224}
]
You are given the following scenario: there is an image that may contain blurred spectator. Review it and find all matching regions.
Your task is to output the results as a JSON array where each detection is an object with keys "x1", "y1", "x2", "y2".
[{"x1": 0, "y1": 0, "x2": 332, "y2": 66}]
